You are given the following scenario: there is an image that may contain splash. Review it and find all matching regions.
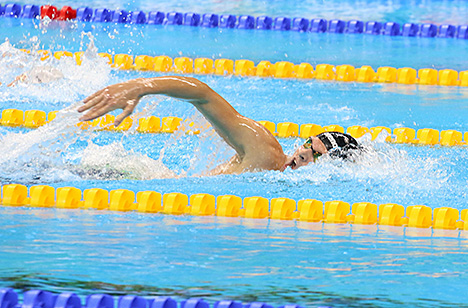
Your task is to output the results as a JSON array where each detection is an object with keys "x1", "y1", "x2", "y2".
[
  {"x1": 275, "y1": 131, "x2": 449, "y2": 193},
  {"x1": 0, "y1": 33, "x2": 111, "y2": 105},
  {"x1": 163, "y1": 109, "x2": 234, "y2": 176},
  {"x1": 77, "y1": 142, "x2": 176, "y2": 180},
  {"x1": 0, "y1": 104, "x2": 87, "y2": 184},
  {"x1": 0, "y1": 96, "x2": 180, "y2": 184},
  {"x1": 0, "y1": 34, "x2": 183, "y2": 183}
]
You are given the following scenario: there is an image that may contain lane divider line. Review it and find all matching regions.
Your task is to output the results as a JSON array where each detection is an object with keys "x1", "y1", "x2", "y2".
[
  {"x1": 0, "y1": 288, "x2": 299, "y2": 308},
  {"x1": 1, "y1": 108, "x2": 467, "y2": 147},
  {"x1": 2, "y1": 3, "x2": 468, "y2": 40},
  {"x1": 1, "y1": 183, "x2": 467, "y2": 232},
  {"x1": 23, "y1": 49, "x2": 468, "y2": 87}
]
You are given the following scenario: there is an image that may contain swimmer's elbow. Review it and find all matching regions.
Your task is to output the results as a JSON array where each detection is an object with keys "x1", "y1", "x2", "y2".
[
  {"x1": 154, "y1": 76, "x2": 214, "y2": 103},
  {"x1": 179, "y1": 77, "x2": 218, "y2": 104}
]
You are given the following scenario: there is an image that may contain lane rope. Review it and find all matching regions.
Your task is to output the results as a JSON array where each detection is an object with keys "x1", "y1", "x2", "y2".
[
  {"x1": 2, "y1": 3, "x2": 468, "y2": 40},
  {"x1": 1, "y1": 108, "x2": 467, "y2": 147},
  {"x1": 21, "y1": 49, "x2": 468, "y2": 88},
  {"x1": 1, "y1": 183, "x2": 467, "y2": 232}
]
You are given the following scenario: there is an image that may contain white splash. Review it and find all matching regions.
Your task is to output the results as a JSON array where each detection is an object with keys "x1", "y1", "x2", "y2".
[
  {"x1": 0, "y1": 101, "x2": 178, "y2": 183},
  {"x1": 78, "y1": 142, "x2": 177, "y2": 180},
  {"x1": 0, "y1": 34, "x2": 111, "y2": 104},
  {"x1": 277, "y1": 131, "x2": 449, "y2": 192}
]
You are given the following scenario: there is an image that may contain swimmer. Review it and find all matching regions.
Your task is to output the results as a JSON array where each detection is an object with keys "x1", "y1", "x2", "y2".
[
  {"x1": 7, "y1": 65, "x2": 64, "y2": 87},
  {"x1": 78, "y1": 76, "x2": 360, "y2": 174}
]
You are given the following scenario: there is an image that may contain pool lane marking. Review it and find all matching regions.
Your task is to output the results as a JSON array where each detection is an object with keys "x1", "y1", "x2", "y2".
[
  {"x1": 29, "y1": 50, "x2": 468, "y2": 87},
  {"x1": 1, "y1": 183, "x2": 467, "y2": 232},
  {"x1": 8, "y1": 3, "x2": 468, "y2": 40},
  {"x1": 1, "y1": 108, "x2": 467, "y2": 147}
]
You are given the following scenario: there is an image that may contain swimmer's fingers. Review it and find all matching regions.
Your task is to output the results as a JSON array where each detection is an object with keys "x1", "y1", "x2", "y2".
[
  {"x1": 78, "y1": 89, "x2": 106, "y2": 113},
  {"x1": 79, "y1": 95, "x2": 139, "y2": 123},
  {"x1": 83, "y1": 87, "x2": 106, "y2": 104},
  {"x1": 79, "y1": 100, "x2": 117, "y2": 122},
  {"x1": 78, "y1": 95, "x2": 104, "y2": 114},
  {"x1": 114, "y1": 103, "x2": 136, "y2": 126}
]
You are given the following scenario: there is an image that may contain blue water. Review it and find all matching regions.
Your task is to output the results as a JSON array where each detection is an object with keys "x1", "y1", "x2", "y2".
[
  {"x1": 1, "y1": 1, "x2": 468, "y2": 307},
  {"x1": 1, "y1": 207, "x2": 468, "y2": 308},
  {"x1": 2, "y1": 18, "x2": 468, "y2": 70}
]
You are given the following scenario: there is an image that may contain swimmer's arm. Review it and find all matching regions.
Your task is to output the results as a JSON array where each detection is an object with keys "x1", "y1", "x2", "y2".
[
  {"x1": 78, "y1": 76, "x2": 283, "y2": 161},
  {"x1": 7, "y1": 73, "x2": 27, "y2": 87},
  {"x1": 79, "y1": 76, "x2": 222, "y2": 124}
]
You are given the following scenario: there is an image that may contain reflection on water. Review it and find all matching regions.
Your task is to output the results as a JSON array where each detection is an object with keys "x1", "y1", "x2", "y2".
[{"x1": 1, "y1": 207, "x2": 467, "y2": 308}]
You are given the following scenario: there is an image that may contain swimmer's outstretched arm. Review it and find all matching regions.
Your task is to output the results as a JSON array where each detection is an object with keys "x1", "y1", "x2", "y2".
[
  {"x1": 7, "y1": 73, "x2": 27, "y2": 87},
  {"x1": 78, "y1": 76, "x2": 286, "y2": 170}
]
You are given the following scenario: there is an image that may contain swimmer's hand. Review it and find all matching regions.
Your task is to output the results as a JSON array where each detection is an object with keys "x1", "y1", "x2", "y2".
[{"x1": 78, "y1": 79, "x2": 145, "y2": 126}]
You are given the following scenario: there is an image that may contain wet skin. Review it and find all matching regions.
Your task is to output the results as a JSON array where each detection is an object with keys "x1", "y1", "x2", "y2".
[{"x1": 78, "y1": 76, "x2": 327, "y2": 174}]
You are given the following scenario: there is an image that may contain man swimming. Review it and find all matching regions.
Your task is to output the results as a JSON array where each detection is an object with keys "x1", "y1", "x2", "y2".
[
  {"x1": 7, "y1": 65, "x2": 64, "y2": 87},
  {"x1": 78, "y1": 76, "x2": 360, "y2": 174}
]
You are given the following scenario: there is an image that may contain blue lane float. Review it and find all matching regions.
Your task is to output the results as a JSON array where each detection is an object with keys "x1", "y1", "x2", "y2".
[
  {"x1": 402, "y1": 23, "x2": 419, "y2": 36},
  {"x1": 310, "y1": 18, "x2": 327, "y2": 32},
  {"x1": 201, "y1": 14, "x2": 218, "y2": 28},
  {"x1": 0, "y1": 289, "x2": 315, "y2": 308},
  {"x1": 439, "y1": 24, "x2": 456, "y2": 38},
  {"x1": 20, "y1": 4, "x2": 39, "y2": 18},
  {"x1": 164, "y1": 12, "x2": 183, "y2": 25},
  {"x1": 328, "y1": 19, "x2": 345, "y2": 33},
  {"x1": 92, "y1": 8, "x2": 111, "y2": 22},
  {"x1": 111, "y1": 9, "x2": 128, "y2": 23},
  {"x1": 4, "y1": 3, "x2": 21, "y2": 17},
  {"x1": 76, "y1": 7, "x2": 93, "y2": 21},
  {"x1": 292, "y1": 18, "x2": 308, "y2": 32},
  {"x1": 256, "y1": 16, "x2": 272, "y2": 30},
  {"x1": 273, "y1": 17, "x2": 291, "y2": 31},
  {"x1": 347, "y1": 20, "x2": 364, "y2": 34},
  {"x1": 183, "y1": 12, "x2": 200, "y2": 26},
  {"x1": 129, "y1": 11, "x2": 146, "y2": 24},
  {"x1": 420, "y1": 23, "x2": 437, "y2": 37},
  {"x1": 364, "y1": 21, "x2": 382, "y2": 34},
  {"x1": 237, "y1": 15, "x2": 255, "y2": 29},
  {"x1": 147, "y1": 11, "x2": 164, "y2": 25},
  {"x1": 219, "y1": 14, "x2": 236, "y2": 28},
  {"x1": 382, "y1": 22, "x2": 400, "y2": 36},
  {"x1": 1, "y1": 1, "x2": 468, "y2": 40}
]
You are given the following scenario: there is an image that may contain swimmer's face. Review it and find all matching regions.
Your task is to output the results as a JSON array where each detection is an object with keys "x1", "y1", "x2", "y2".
[{"x1": 286, "y1": 147, "x2": 314, "y2": 170}]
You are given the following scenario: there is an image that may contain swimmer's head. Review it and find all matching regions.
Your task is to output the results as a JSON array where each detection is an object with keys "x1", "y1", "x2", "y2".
[{"x1": 284, "y1": 137, "x2": 320, "y2": 170}]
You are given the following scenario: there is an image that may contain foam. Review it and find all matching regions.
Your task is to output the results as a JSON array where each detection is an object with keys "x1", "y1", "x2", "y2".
[
  {"x1": 275, "y1": 132, "x2": 450, "y2": 196},
  {"x1": 0, "y1": 33, "x2": 111, "y2": 105},
  {"x1": 0, "y1": 100, "x2": 178, "y2": 183}
]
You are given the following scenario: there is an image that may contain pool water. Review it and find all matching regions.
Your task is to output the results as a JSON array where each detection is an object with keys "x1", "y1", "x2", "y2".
[
  {"x1": 2, "y1": 206, "x2": 468, "y2": 307},
  {"x1": 1, "y1": 0, "x2": 468, "y2": 307},
  {"x1": 3, "y1": 18, "x2": 468, "y2": 70}
]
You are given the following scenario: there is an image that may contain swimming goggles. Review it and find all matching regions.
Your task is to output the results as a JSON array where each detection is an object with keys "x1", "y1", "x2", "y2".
[{"x1": 303, "y1": 137, "x2": 322, "y2": 160}]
